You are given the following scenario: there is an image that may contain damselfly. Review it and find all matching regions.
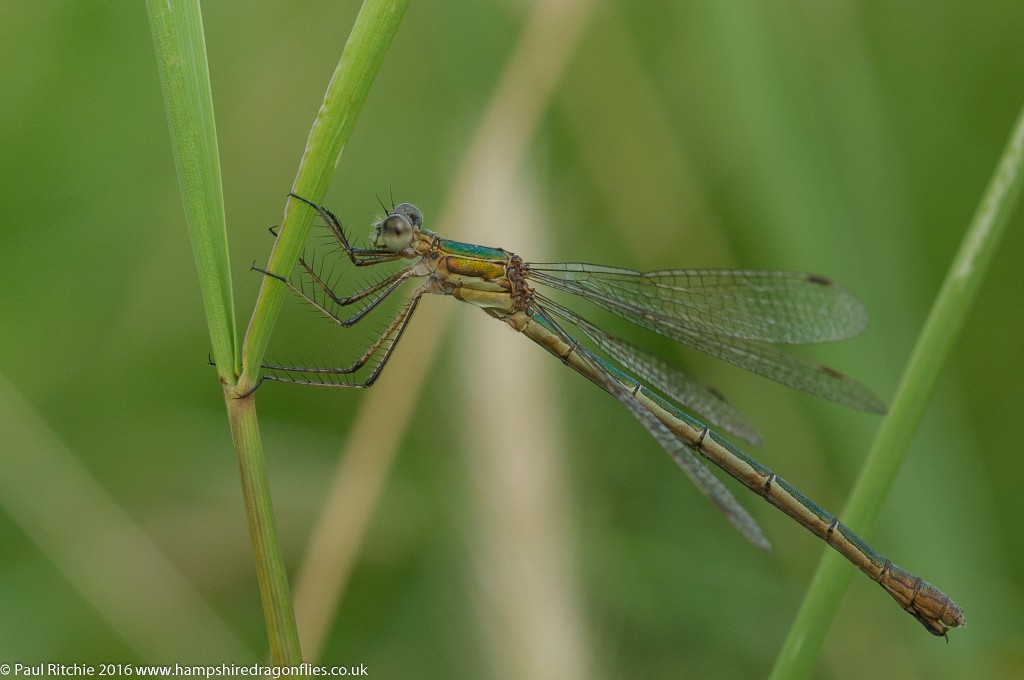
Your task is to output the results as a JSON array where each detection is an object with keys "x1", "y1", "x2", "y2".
[{"x1": 256, "y1": 193, "x2": 964, "y2": 637}]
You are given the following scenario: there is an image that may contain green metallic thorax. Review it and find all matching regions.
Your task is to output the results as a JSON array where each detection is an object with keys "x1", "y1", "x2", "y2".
[
  {"x1": 436, "y1": 237, "x2": 509, "y2": 261},
  {"x1": 417, "y1": 235, "x2": 530, "y2": 316}
]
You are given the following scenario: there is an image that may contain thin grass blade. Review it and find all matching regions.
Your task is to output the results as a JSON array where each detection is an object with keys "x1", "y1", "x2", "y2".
[{"x1": 770, "y1": 98, "x2": 1024, "y2": 679}]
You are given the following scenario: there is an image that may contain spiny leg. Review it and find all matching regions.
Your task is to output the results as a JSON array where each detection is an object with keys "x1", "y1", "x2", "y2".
[
  {"x1": 252, "y1": 263, "x2": 414, "y2": 328},
  {"x1": 289, "y1": 193, "x2": 400, "y2": 266},
  {"x1": 260, "y1": 287, "x2": 425, "y2": 389},
  {"x1": 294, "y1": 253, "x2": 411, "y2": 307}
]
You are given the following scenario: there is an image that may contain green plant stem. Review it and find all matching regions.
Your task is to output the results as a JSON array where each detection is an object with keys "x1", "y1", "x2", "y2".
[
  {"x1": 239, "y1": 0, "x2": 412, "y2": 394},
  {"x1": 146, "y1": 0, "x2": 236, "y2": 381},
  {"x1": 770, "y1": 99, "x2": 1024, "y2": 679},
  {"x1": 222, "y1": 0, "x2": 406, "y2": 661},
  {"x1": 150, "y1": 0, "x2": 409, "y2": 663},
  {"x1": 148, "y1": 0, "x2": 301, "y2": 662},
  {"x1": 225, "y1": 394, "x2": 300, "y2": 662}
]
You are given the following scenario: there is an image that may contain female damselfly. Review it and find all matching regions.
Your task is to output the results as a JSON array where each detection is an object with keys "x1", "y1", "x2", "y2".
[{"x1": 255, "y1": 193, "x2": 964, "y2": 637}]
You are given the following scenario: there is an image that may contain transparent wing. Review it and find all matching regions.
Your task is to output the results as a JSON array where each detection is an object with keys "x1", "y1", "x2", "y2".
[
  {"x1": 531, "y1": 304, "x2": 771, "y2": 552},
  {"x1": 529, "y1": 265, "x2": 886, "y2": 413},
  {"x1": 528, "y1": 264, "x2": 868, "y2": 344},
  {"x1": 539, "y1": 295, "x2": 762, "y2": 445}
]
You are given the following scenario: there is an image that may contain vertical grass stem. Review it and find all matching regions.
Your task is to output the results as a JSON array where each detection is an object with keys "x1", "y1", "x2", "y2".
[
  {"x1": 770, "y1": 98, "x2": 1024, "y2": 678},
  {"x1": 149, "y1": 0, "x2": 411, "y2": 662}
]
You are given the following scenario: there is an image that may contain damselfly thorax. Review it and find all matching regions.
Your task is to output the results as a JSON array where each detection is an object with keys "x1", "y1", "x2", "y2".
[{"x1": 254, "y1": 193, "x2": 964, "y2": 637}]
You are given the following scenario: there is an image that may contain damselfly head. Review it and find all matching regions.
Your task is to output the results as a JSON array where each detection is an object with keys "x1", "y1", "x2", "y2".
[{"x1": 374, "y1": 203, "x2": 422, "y2": 252}]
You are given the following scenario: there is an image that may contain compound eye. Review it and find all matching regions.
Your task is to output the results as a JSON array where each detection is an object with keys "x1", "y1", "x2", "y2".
[
  {"x1": 393, "y1": 202, "x2": 423, "y2": 227},
  {"x1": 381, "y1": 213, "x2": 414, "y2": 251}
]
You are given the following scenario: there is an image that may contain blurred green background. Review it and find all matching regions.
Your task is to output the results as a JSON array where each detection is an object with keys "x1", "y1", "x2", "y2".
[{"x1": 2, "y1": 1, "x2": 1023, "y2": 677}]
